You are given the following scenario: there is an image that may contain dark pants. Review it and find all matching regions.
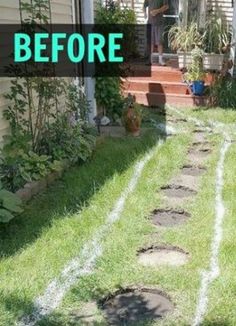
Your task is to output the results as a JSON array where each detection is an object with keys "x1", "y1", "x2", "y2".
[{"x1": 146, "y1": 23, "x2": 164, "y2": 57}]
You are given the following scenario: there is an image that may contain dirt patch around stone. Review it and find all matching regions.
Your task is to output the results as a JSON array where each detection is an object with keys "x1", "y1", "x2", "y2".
[
  {"x1": 192, "y1": 141, "x2": 211, "y2": 147},
  {"x1": 161, "y1": 184, "x2": 197, "y2": 199},
  {"x1": 171, "y1": 174, "x2": 200, "y2": 191},
  {"x1": 194, "y1": 132, "x2": 206, "y2": 143},
  {"x1": 181, "y1": 165, "x2": 206, "y2": 177},
  {"x1": 193, "y1": 128, "x2": 204, "y2": 132},
  {"x1": 151, "y1": 208, "x2": 191, "y2": 227},
  {"x1": 137, "y1": 245, "x2": 189, "y2": 267},
  {"x1": 100, "y1": 287, "x2": 174, "y2": 325},
  {"x1": 188, "y1": 147, "x2": 212, "y2": 158}
]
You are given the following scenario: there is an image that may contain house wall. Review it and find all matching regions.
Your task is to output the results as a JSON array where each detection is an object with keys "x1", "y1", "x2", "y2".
[
  {"x1": 0, "y1": 0, "x2": 75, "y2": 147},
  {"x1": 207, "y1": 0, "x2": 234, "y2": 28}
]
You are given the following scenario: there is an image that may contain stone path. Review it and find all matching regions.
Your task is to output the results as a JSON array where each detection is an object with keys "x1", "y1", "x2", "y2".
[
  {"x1": 91, "y1": 112, "x2": 215, "y2": 325},
  {"x1": 19, "y1": 109, "x2": 233, "y2": 326}
]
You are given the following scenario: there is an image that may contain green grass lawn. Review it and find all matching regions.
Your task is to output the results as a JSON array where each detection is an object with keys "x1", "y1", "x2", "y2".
[{"x1": 0, "y1": 107, "x2": 236, "y2": 326}]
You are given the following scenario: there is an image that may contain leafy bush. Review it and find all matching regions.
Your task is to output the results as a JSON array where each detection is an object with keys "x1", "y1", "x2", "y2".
[
  {"x1": 0, "y1": 145, "x2": 59, "y2": 192},
  {"x1": 168, "y1": 22, "x2": 202, "y2": 52},
  {"x1": 0, "y1": 181, "x2": 23, "y2": 223},
  {"x1": 95, "y1": 0, "x2": 136, "y2": 25},
  {"x1": 39, "y1": 116, "x2": 96, "y2": 163},
  {"x1": 184, "y1": 47, "x2": 205, "y2": 82},
  {"x1": 210, "y1": 77, "x2": 236, "y2": 109},
  {"x1": 1, "y1": 2, "x2": 96, "y2": 194},
  {"x1": 203, "y1": 12, "x2": 230, "y2": 54},
  {"x1": 95, "y1": 77, "x2": 123, "y2": 119},
  {"x1": 95, "y1": 0, "x2": 137, "y2": 60}
]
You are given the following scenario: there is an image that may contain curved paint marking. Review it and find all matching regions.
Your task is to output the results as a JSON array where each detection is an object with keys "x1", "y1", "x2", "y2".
[
  {"x1": 166, "y1": 105, "x2": 235, "y2": 325},
  {"x1": 193, "y1": 138, "x2": 232, "y2": 326},
  {"x1": 18, "y1": 142, "x2": 162, "y2": 326}
]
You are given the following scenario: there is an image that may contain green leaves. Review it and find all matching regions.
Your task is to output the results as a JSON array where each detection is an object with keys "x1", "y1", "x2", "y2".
[
  {"x1": 0, "y1": 209, "x2": 14, "y2": 223},
  {"x1": 0, "y1": 182, "x2": 23, "y2": 223},
  {"x1": 95, "y1": 77, "x2": 123, "y2": 118}
]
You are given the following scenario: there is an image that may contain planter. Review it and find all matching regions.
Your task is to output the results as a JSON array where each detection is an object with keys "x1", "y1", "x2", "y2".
[
  {"x1": 203, "y1": 54, "x2": 224, "y2": 71},
  {"x1": 191, "y1": 81, "x2": 205, "y2": 96},
  {"x1": 178, "y1": 52, "x2": 192, "y2": 69},
  {"x1": 123, "y1": 107, "x2": 142, "y2": 137}
]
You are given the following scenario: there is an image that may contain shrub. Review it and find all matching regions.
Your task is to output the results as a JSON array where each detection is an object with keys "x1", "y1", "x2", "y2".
[
  {"x1": 0, "y1": 144, "x2": 59, "y2": 192},
  {"x1": 203, "y1": 12, "x2": 230, "y2": 54},
  {"x1": 0, "y1": 181, "x2": 23, "y2": 223},
  {"x1": 210, "y1": 77, "x2": 236, "y2": 109},
  {"x1": 39, "y1": 116, "x2": 96, "y2": 163},
  {"x1": 95, "y1": 77, "x2": 123, "y2": 119}
]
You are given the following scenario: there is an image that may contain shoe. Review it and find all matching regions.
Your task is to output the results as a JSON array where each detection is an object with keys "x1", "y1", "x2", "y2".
[{"x1": 159, "y1": 59, "x2": 166, "y2": 66}]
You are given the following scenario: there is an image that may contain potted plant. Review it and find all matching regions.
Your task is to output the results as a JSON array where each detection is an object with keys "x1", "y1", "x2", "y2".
[
  {"x1": 184, "y1": 47, "x2": 206, "y2": 96},
  {"x1": 202, "y1": 13, "x2": 230, "y2": 71},
  {"x1": 122, "y1": 94, "x2": 143, "y2": 137},
  {"x1": 168, "y1": 22, "x2": 202, "y2": 69}
]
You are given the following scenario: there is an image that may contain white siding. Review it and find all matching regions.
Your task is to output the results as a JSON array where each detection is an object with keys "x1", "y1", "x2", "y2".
[
  {"x1": 0, "y1": 0, "x2": 74, "y2": 147},
  {"x1": 207, "y1": 0, "x2": 234, "y2": 30}
]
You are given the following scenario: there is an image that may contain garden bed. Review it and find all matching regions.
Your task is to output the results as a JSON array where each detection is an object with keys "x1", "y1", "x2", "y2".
[{"x1": 15, "y1": 159, "x2": 70, "y2": 202}]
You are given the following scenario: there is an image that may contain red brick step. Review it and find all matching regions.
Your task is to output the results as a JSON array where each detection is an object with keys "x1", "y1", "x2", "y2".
[
  {"x1": 124, "y1": 90, "x2": 209, "y2": 107},
  {"x1": 124, "y1": 79, "x2": 191, "y2": 95}
]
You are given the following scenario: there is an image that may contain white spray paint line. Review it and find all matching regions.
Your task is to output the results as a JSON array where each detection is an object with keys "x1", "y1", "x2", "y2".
[
  {"x1": 166, "y1": 105, "x2": 235, "y2": 325},
  {"x1": 193, "y1": 138, "x2": 232, "y2": 326},
  {"x1": 18, "y1": 143, "x2": 161, "y2": 326}
]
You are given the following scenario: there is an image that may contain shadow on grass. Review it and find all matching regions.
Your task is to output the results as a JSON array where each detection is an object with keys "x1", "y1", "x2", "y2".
[
  {"x1": 0, "y1": 291, "x2": 35, "y2": 325},
  {"x1": 38, "y1": 290, "x2": 162, "y2": 326},
  {"x1": 0, "y1": 129, "x2": 165, "y2": 258},
  {"x1": 38, "y1": 312, "x2": 107, "y2": 326},
  {"x1": 202, "y1": 321, "x2": 231, "y2": 326}
]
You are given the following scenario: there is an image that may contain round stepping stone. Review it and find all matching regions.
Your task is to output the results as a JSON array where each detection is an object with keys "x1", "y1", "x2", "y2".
[
  {"x1": 188, "y1": 147, "x2": 211, "y2": 158},
  {"x1": 193, "y1": 129, "x2": 206, "y2": 133},
  {"x1": 182, "y1": 165, "x2": 206, "y2": 177},
  {"x1": 161, "y1": 185, "x2": 197, "y2": 198},
  {"x1": 194, "y1": 132, "x2": 206, "y2": 143},
  {"x1": 171, "y1": 174, "x2": 199, "y2": 191},
  {"x1": 101, "y1": 288, "x2": 174, "y2": 325},
  {"x1": 192, "y1": 141, "x2": 211, "y2": 147},
  {"x1": 151, "y1": 209, "x2": 190, "y2": 227},
  {"x1": 138, "y1": 246, "x2": 189, "y2": 267}
]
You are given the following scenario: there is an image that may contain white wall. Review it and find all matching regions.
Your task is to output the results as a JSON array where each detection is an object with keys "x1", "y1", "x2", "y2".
[{"x1": 82, "y1": 0, "x2": 97, "y2": 122}]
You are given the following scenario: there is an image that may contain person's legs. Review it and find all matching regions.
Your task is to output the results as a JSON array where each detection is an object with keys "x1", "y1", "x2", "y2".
[
  {"x1": 150, "y1": 25, "x2": 159, "y2": 64},
  {"x1": 157, "y1": 25, "x2": 165, "y2": 65},
  {"x1": 158, "y1": 43, "x2": 165, "y2": 65},
  {"x1": 146, "y1": 23, "x2": 152, "y2": 60}
]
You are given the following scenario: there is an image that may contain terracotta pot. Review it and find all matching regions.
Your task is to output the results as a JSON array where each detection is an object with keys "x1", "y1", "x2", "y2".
[{"x1": 123, "y1": 107, "x2": 142, "y2": 137}]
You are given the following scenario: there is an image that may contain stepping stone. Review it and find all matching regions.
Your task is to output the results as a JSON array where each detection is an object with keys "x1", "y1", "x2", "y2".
[
  {"x1": 170, "y1": 174, "x2": 199, "y2": 191},
  {"x1": 138, "y1": 245, "x2": 189, "y2": 267},
  {"x1": 161, "y1": 184, "x2": 197, "y2": 206},
  {"x1": 151, "y1": 209, "x2": 191, "y2": 227},
  {"x1": 194, "y1": 132, "x2": 206, "y2": 143},
  {"x1": 188, "y1": 147, "x2": 211, "y2": 158},
  {"x1": 181, "y1": 165, "x2": 206, "y2": 177},
  {"x1": 192, "y1": 141, "x2": 211, "y2": 147},
  {"x1": 101, "y1": 288, "x2": 174, "y2": 325},
  {"x1": 187, "y1": 146, "x2": 212, "y2": 165}
]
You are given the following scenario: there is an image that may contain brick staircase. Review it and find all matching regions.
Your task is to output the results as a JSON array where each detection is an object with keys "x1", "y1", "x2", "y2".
[{"x1": 123, "y1": 64, "x2": 209, "y2": 107}]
